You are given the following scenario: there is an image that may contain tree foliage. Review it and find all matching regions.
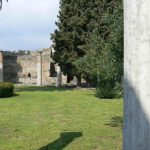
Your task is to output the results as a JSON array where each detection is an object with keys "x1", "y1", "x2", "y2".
[
  {"x1": 51, "y1": 0, "x2": 87, "y2": 84},
  {"x1": 75, "y1": 0, "x2": 123, "y2": 88},
  {"x1": 52, "y1": 0, "x2": 123, "y2": 88}
]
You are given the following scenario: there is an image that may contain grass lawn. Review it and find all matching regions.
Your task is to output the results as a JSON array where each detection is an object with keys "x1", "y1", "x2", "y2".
[{"x1": 0, "y1": 86, "x2": 123, "y2": 150}]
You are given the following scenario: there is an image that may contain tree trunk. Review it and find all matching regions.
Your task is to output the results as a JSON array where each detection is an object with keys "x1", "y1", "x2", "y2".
[{"x1": 76, "y1": 76, "x2": 81, "y2": 87}]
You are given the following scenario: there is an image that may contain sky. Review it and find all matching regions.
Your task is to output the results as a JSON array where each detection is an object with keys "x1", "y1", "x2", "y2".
[{"x1": 0, "y1": 0, "x2": 60, "y2": 51}]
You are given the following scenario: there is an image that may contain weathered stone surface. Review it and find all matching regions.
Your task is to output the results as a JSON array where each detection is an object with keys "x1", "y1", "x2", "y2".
[
  {"x1": 37, "y1": 52, "x2": 42, "y2": 86},
  {"x1": 2, "y1": 48, "x2": 67, "y2": 85},
  {"x1": 56, "y1": 65, "x2": 62, "y2": 87},
  {"x1": 124, "y1": 0, "x2": 150, "y2": 149},
  {"x1": 0, "y1": 52, "x2": 3, "y2": 82},
  {"x1": 3, "y1": 53, "x2": 37, "y2": 83},
  {"x1": 41, "y1": 49, "x2": 52, "y2": 85}
]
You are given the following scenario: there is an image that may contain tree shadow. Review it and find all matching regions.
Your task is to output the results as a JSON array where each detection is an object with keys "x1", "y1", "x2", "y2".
[
  {"x1": 123, "y1": 76, "x2": 150, "y2": 149},
  {"x1": 12, "y1": 93, "x2": 20, "y2": 97},
  {"x1": 15, "y1": 86, "x2": 74, "y2": 92},
  {"x1": 105, "y1": 116, "x2": 123, "y2": 129},
  {"x1": 3, "y1": 53, "x2": 22, "y2": 83},
  {"x1": 38, "y1": 132, "x2": 82, "y2": 150}
]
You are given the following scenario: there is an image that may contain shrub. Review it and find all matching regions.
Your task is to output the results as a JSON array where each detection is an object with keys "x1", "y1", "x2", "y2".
[
  {"x1": 114, "y1": 83, "x2": 123, "y2": 98},
  {"x1": 0, "y1": 82, "x2": 14, "y2": 98},
  {"x1": 96, "y1": 87, "x2": 115, "y2": 99},
  {"x1": 96, "y1": 83, "x2": 123, "y2": 99}
]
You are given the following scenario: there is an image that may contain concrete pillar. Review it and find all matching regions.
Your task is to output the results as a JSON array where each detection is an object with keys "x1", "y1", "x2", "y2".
[
  {"x1": 37, "y1": 52, "x2": 42, "y2": 86},
  {"x1": 56, "y1": 65, "x2": 61, "y2": 87},
  {"x1": 124, "y1": 0, "x2": 150, "y2": 149},
  {"x1": 0, "y1": 52, "x2": 3, "y2": 82}
]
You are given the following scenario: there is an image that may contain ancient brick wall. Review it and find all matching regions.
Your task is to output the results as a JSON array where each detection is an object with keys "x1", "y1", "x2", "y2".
[
  {"x1": 2, "y1": 48, "x2": 67, "y2": 85},
  {"x1": 41, "y1": 49, "x2": 53, "y2": 85},
  {"x1": 3, "y1": 53, "x2": 37, "y2": 84},
  {"x1": 17, "y1": 54, "x2": 37, "y2": 84}
]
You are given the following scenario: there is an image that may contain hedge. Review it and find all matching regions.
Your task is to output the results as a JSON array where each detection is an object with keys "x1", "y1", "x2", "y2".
[
  {"x1": 96, "y1": 84, "x2": 123, "y2": 99},
  {"x1": 96, "y1": 87, "x2": 116, "y2": 99},
  {"x1": 0, "y1": 82, "x2": 14, "y2": 98}
]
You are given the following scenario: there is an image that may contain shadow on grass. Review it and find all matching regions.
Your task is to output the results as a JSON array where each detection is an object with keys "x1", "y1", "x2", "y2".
[
  {"x1": 15, "y1": 86, "x2": 74, "y2": 93},
  {"x1": 38, "y1": 132, "x2": 82, "y2": 150},
  {"x1": 105, "y1": 116, "x2": 123, "y2": 129},
  {"x1": 0, "y1": 93, "x2": 20, "y2": 99},
  {"x1": 12, "y1": 94, "x2": 20, "y2": 97}
]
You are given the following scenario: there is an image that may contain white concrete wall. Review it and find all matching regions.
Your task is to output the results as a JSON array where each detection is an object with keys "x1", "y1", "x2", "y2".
[
  {"x1": 124, "y1": 0, "x2": 150, "y2": 149},
  {"x1": 0, "y1": 52, "x2": 3, "y2": 82}
]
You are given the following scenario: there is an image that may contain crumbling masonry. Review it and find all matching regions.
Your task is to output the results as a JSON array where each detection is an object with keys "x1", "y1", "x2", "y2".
[{"x1": 0, "y1": 47, "x2": 67, "y2": 86}]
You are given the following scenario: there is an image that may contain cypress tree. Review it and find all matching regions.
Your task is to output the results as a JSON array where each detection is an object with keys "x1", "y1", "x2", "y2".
[
  {"x1": 75, "y1": 0, "x2": 123, "y2": 88},
  {"x1": 52, "y1": 0, "x2": 123, "y2": 88},
  {"x1": 51, "y1": 0, "x2": 88, "y2": 85}
]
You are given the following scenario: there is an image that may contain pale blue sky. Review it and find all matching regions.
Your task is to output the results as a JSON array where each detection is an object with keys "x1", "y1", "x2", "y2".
[{"x1": 0, "y1": 0, "x2": 60, "y2": 51}]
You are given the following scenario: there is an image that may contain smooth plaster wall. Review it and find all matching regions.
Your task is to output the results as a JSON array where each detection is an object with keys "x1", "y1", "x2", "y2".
[{"x1": 124, "y1": 0, "x2": 150, "y2": 149}]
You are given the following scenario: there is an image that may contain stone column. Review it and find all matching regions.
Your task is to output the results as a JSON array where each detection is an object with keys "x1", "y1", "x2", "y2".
[
  {"x1": 56, "y1": 65, "x2": 61, "y2": 87},
  {"x1": 0, "y1": 52, "x2": 3, "y2": 82},
  {"x1": 37, "y1": 52, "x2": 42, "y2": 86},
  {"x1": 124, "y1": 0, "x2": 150, "y2": 150}
]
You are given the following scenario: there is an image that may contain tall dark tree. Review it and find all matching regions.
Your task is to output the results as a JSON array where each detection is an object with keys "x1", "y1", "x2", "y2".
[
  {"x1": 75, "y1": 0, "x2": 123, "y2": 87},
  {"x1": 51, "y1": 0, "x2": 88, "y2": 85},
  {"x1": 52, "y1": 0, "x2": 123, "y2": 88}
]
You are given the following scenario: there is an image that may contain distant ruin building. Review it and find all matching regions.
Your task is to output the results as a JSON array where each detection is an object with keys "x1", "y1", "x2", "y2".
[{"x1": 0, "y1": 47, "x2": 67, "y2": 86}]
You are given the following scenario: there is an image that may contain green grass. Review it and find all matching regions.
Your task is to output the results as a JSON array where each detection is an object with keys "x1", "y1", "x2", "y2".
[{"x1": 0, "y1": 86, "x2": 123, "y2": 150}]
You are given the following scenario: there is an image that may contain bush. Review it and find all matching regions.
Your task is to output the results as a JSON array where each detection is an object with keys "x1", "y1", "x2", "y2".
[
  {"x1": 114, "y1": 83, "x2": 123, "y2": 98},
  {"x1": 96, "y1": 87, "x2": 115, "y2": 99},
  {"x1": 0, "y1": 82, "x2": 14, "y2": 98},
  {"x1": 96, "y1": 83, "x2": 123, "y2": 99}
]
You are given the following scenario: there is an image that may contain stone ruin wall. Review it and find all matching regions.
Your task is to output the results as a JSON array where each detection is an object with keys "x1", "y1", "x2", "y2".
[
  {"x1": 41, "y1": 49, "x2": 53, "y2": 85},
  {"x1": 17, "y1": 54, "x2": 37, "y2": 84},
  {"x1": 2, "y1": 48, "x2": 67, "y2": 85},
  {"x1": 3, "y1": 53, "x2": 37, "y2": 84}
]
